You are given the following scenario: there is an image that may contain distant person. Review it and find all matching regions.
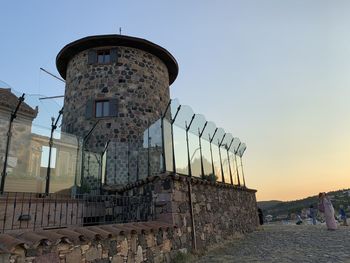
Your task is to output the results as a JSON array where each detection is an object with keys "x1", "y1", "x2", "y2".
[
  {"x1": 318, "y1": 192, "x2": 337, "y2": 230},
  {"x1": 309, "y1": 205, "x2": 317, "y2": 225},
  {"x1": 258, "y1": 208, "x2": 264, "y2": 225},
  {"x1": 296, "y1": 214, "x2": 303, "y2": 225},
  {"x1": 339, "y1": 205, "x2": 348, "y2": 226}
]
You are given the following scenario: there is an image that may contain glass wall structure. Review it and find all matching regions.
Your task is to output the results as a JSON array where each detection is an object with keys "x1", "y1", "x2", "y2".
[
  {"x1": 160, "y1": 98, "x2": 248, "y2": 186},
  {"x1": 0, "y1": 92, "x2": 248, "y2": 194}
]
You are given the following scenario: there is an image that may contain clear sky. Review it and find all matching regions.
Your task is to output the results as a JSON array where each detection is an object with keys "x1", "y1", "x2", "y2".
[{"x1": 1, "y1": 0, "x2": 350, "y2": 201}]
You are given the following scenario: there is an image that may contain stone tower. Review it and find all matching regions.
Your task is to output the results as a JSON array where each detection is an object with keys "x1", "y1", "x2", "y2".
[
  {"x1": 56, "y1": 35, "x2": 178, "y2": 150},
  {"x1": 56, "y1": 35, "x2": 178, "y2": 187}
]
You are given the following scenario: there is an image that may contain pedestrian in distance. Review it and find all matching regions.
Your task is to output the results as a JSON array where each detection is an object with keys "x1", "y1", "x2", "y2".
[
  {"x1": 309, "y1": 204, "x2": 317, "y2": 225},
  {"x1": 296, "y1": 214, "x2": 303, "y2": 225},
  {"x1": 318, "y1": 192, "x2": 337, "y2": 230},
  {"x1": 339, "y1": 205, "x2": 348, "y2": 226}
]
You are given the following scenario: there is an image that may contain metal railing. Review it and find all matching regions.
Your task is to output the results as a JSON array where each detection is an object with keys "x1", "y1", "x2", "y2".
[{"x1": 0, "y1": 192, "x2": 155, "y2": 233}]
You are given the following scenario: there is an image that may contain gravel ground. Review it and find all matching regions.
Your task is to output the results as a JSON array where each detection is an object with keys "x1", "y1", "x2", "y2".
[{"x1": 194, "y1": 224, "x2": 350, "y2": 263}]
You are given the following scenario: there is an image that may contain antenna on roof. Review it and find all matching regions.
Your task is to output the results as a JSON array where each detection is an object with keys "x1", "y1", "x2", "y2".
[{"x1": 119, "y1": 27, "x2": 122, "y2": 35}]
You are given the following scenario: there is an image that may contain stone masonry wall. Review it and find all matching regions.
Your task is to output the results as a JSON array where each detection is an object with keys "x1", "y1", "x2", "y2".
[
  {"x1": 62, "y1": 46, "x2": 170, "y2": 153},
  {"x1": 122, "y1": 173, "x2": 259, "y2": 250},
  {"x1": 0, "y1": 222, "x2": 186, "y2": 263}
]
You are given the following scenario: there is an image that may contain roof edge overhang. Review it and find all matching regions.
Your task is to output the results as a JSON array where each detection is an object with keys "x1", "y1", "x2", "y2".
[{"x1": 56, "y1": 34, "x2": 179, "y2": 85}]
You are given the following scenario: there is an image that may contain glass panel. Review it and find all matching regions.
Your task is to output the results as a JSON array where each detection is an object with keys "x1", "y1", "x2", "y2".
[
  {"x1": 51, "y1": 130, "x2": 80, "y2": 193},
  {"x1": 173, "y1": 124, "x2": 188, "y2": 175},
  {"x1": 104, "y1": 54, "x2": 111, "y2": 63},
  {"x1": 3, "y1": 119, "x2": 45, "y2": 193},
  {"x1": 188, "y1": 132, "x2": 201, "y2": 177},
  {"x1": 201, "y1": 139, "x2": 213, "y2": 178},
  {"x1": 173, "y1": 104, "x2": 194, "y2": 175},
  {"x1": 211, "y1": 128, "x2": 225, "y2": 146},
  {"x1": 189, "y1": 114, "x2": 206, "y2": 136},
  {"x1": 173, "y1": 105, "x2": 194, "y2": 129},
  {"x1": 228, "y1": 149, "x2": 236, "y2": 185},
  {"x1": 148, "y1": 119, "x2": 163, "y2": 177},
  {"x1": 98, "y1": 54, "x2": 104, "y2": 64},
  {"x1": 221, "y1": 133, "x2": 234, "y2": 184},
  {"x1": 82, "y1": 150, "x2": 101, "y2": 194},
  {"x1": 202, "y1": 121, "x2": 217, "y2": 142},
  {"x1": 104, "y1": 141, "x2": 129, "y2": 186},
  {"x1": 128, "y1": 140, "x2": 140, "y2": 183},
  {"x1": 187, "y1": 114, "x2": 207, "y2": 177},
  {"x1": 237, "y1": 143, "x2": 247, "y2": 158},
  {"x1": 221, "y1": 151, "x2": 230, "y2": 184},
  {"x1": 229, "y1": 138, "x2": 241, "y2": 185},
  {"x1": 221, "y1": 133, "x2": 233, "y2": 150},
  {"x1": 212, "y1": 144, "x2": 222, "y2": 182},
  {"x1": 103, "y1": 101, "x2": 109, "y2": 117},
  {"x1": 3, "y1": 121, "x2": 80, "y2": 194},
  {"x1": 138, "y1": 142, "x2": 148, "y2": 180},
  {"x1": 96, "y1": 102, "x2": 102, "y2": 117},
  {"x1": 163, "y1": 118, "x2": 173, "y2": 172},
  {"x1": 230, "y1": 137, "x2": 241, "y2": 154}
]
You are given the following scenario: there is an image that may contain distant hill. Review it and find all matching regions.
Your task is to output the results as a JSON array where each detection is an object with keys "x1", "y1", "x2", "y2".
[
  {"x1": 258, "y1": 189, "x2": 350, "y2": 220},
  {"x1": 257, "y1": 200, "x2": 283, "y2": 210}
]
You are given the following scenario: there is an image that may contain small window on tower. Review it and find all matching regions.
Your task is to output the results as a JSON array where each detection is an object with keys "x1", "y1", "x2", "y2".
[
  {"x1": 97, "y1": 50, "x2": 111, "y2": 64},
  {"x1": 95, "y1": 100, "x2": 110, "y2": 117}
]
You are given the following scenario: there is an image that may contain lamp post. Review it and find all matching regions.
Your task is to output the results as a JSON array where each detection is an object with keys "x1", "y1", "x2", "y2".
[
  {"x1": 45, "y1": 107, "x2": 63, "y2": 196},
  {"x1": 0, "y1": 93, "x2": 25, "y2": 194}
]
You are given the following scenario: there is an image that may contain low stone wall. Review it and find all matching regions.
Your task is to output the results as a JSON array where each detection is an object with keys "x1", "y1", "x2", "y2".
[
  {"x1": 0, "y1": 174, "x2": 259, "y2": 262},
  {"x1": 0, "y1": 221, "x2": 184, "y2": 263},
  {"x1": 122, "y1": 173, "x2": 259, "y2": 250}
]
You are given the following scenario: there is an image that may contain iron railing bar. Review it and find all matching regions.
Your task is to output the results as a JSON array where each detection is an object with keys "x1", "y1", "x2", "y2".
[
  {"x1": 2, "y1": 192, "x2": 9, "y2": 232},
  {"x1": 11, "y1": 192, "x2": 17, "y2": 230},
  {"x1": 53, "y1": 194, "x2": 58, "y2": 226},
  {"x1": 33, "y1": 195, "x2": 38, "y2": 231},
  {"x1": 59, "y1": 195, "x2": 63, "y2": 227},
  {"x1": 65, "y1": 197, "x2": 69, "y2": 225},
  {"x1": 40, "y1": 195, "x2": 45, "y2": 228},
  {"x1": 47, "y1": 195, "x2": 51, "y2": 227},
  {"x1": 27, "y1": 193, "x2": 32, "y2": 229},
  {"x1": 19, "y1": 192, "x2": 25, "y2": 229}
]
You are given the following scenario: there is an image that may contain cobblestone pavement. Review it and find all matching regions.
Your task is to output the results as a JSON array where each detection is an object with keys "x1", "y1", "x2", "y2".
[{"x1": 195, "y1": 224, "x2": 350, "y2": 263}]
